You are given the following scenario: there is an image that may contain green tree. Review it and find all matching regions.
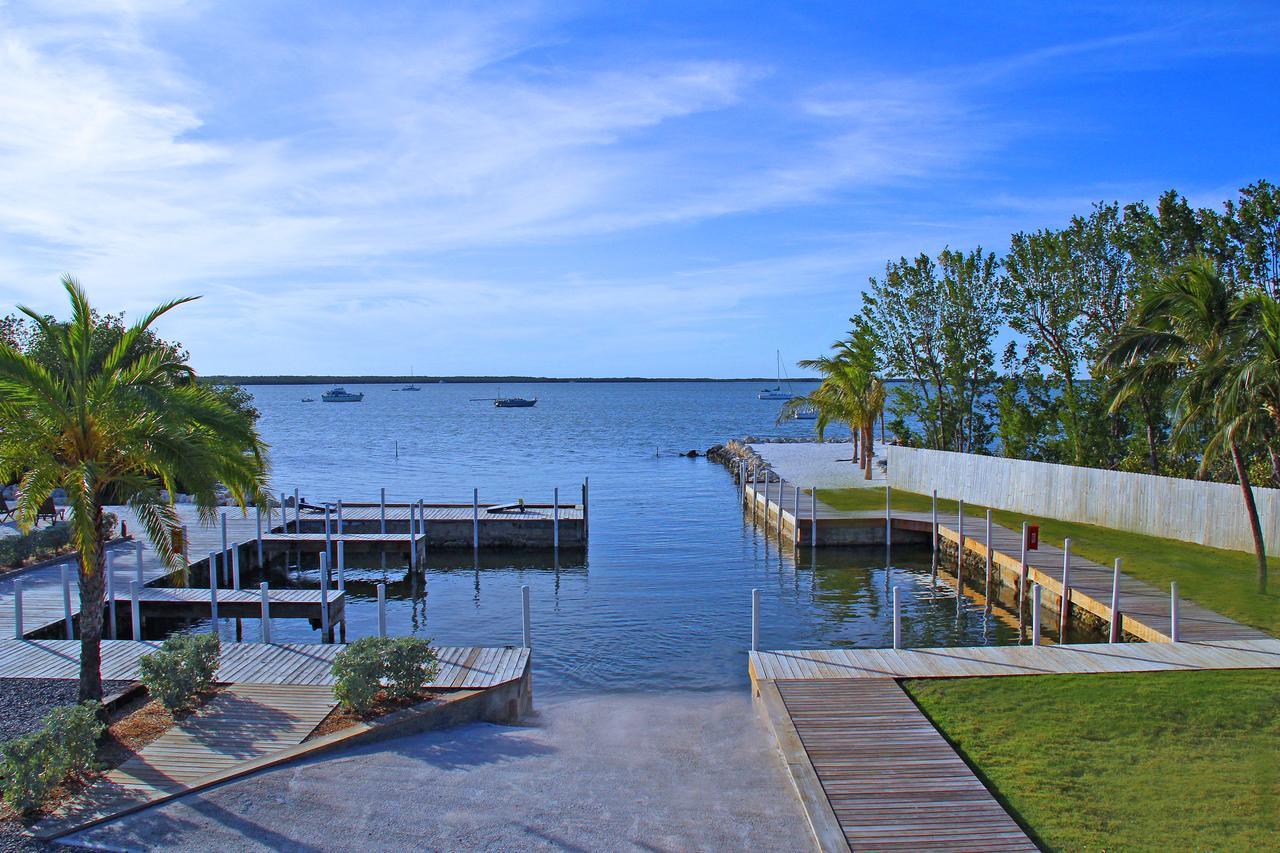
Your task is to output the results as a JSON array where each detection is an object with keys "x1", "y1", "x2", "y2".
[
  {"x1": 0, "y1": 278, "x2": 269, "y2": 700},
  {"x1": 1104, "y1": 258, "x2": 1269, "y2": 592}
]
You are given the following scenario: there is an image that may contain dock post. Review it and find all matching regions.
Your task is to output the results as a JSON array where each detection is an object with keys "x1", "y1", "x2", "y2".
[
  {"x1": 1170, "y1": 582, "x2": 1179, "y2": 642},
  {"x1": 324, "y1": 504, "x2": 333, "y2": 567},
  {"x1": 232, "y1": 547, "x2": 241, "y2": 590},
  {"x1": 1059, "y1": 538, "x2": 1072, "y2": 642},
  {"x1": 984, "y1": 509, "x2": 993, "y2": 613},
  {"x1": 136, "y1": 541, "x2": 144, "y2": 583},
  {"x1": 931, "y1": 490, "x2": 938, "y2": 553},
  {"x1": 61, "y1": 564, "x2": 73, "y2": 639},
  {"x1": 1019, "y1": 522, "x2": 1029, "y2": 638},
  {"x1": 751, "y1": 588, "x2": 760, "y2": 651},
  {"x1": 792, "y1": 485, "x2": 799, "y2": 548},
  {"x1": 1109, "y1": 558, "x2": 1122, "y2": 643},
  {"x1": 221, "y1": 513, "x2": 228, "y2": 584},
  {"x1": 1031, "y1": 584, "x2": 1041, "y2": 646},
  {"x1": 280, "y1": 492, "x2": 288, "y2": 533},
  {"x1": 956, "y1": 500, "x2": 965, "y2": 608},
  {"x1": 472, "y1": 488, "x2": 480, "y2": 552},
  {"x1": 810, "y1": 486, "x2": 816, "y2": 549},
  {"x1": 13, "y1": 580, "x2": 23, "y2": 639},
  {"x1": 377, "y1": 583, "x2": 387, "y2": 637},
  {"x1": 419, "y1": 500, "x2": 428, "y2": 562},
  {"x1": 892, "y1": 585, "x2": 901, "y2": 650},
  {"x1": 775, "y1": 478, "x2": 783, "y2": 540},
  {"x1": 256, "y1": 503, "x2": 264, "y2": 565},
  {"x1": 522, "y1": 584, "x2": 532, "y2": 649},
  {"x1": 583, "y1": 477, "x2": 589, "y2": 541},
  {"x1": 749, "y1": 469, "x2": 757, "y2": 522},
  {"x1": 319, "y1": 552, "x2": 331, "y2": 643},
  {"x1": 337, "y1": 499, "x2": 343, "y2": 536},
  {"x1": 884, "y1": 485, "x2": 891, "y2": 566},
  {"x1": 106, "y1": 553, "x2": 117, "y2": 640},
  {"x1": 553, "y1": 488, "x2": 560, "y2": 552},
  {"x1": 260, "y1": 582, "x2": 271, "y2": 644},
  {"x1": 380, "y1": 488, "x2": 386, "y2": 534},
  {"x1": 208, "y1": 552, "x2": 219, "y2": 633},
  {"x1": 337, "y1": 541, "x2": 346, "y2": 591},
  {"x1": 293, "y1": 487, "x2": 300, "y2": 529},
  {"x1": 130, "y1": 580, "x2": 142, "y2": 640},
  {"x1": 408, "y1": 502, "x2": 418, "y2": 571}
]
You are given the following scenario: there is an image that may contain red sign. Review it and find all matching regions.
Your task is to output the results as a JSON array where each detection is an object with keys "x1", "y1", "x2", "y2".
[{"x1": 1026, "y1": 525, "x2": 1040, "y2": 551}]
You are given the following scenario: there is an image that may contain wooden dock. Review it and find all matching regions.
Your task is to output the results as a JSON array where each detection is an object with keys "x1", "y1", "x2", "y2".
[{"x1": 0, "y1": 639, "x2": 530, "y2": 688}]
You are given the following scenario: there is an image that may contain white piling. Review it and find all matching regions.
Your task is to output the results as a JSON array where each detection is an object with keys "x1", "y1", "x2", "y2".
[
  {"x1": 337, "y1": 499, "x2": 344, "y2": 536},
  {"x1": 1109, "y1": 558, "x2": 1122, "y2": 643},
  {"x1": 810, "y1": 486, "x2": 817, "y2": 549},
  {"x1": 1170, "y1": 582, "x2": 1179, "y2": 642},
  {"x1": 553, "y1": 488, "x2": 560, "y2": 551},
  {"x1": 61, "y1": 564, "x2": 73, "y2": 639},
  {"x1": 984, "y1": 509, "x2": 993, "y2": 612},
  {"x1": 472, "y1": 488, "x2": 480, "y2": 551},
  {"x1": 377, "y1": 583, "x2": 387, "y2": 637},
  {"x1": 106, "y1": 552, "x2": 117, "y2": 640},
  {"x1": 775, "y1": 478, "x2": 783, "y2": 540},
  {"x1": 892, "y1": 585, "x2": 901, "y2": 650},
  {"x1": 293, "y1": 487, "x2": 300, "y2": 529},
  {"x1": 931, "y1": 490, "x2": 938, "y2": 552},
  {"x1": 337, "y1": 541, "x2": 346, "y2": 591},
  {"x1": 130, "y1": 580, "x2": 142, "y2": 639},
  {"x1": 220, "y1": 513, "x2": 228, "y2": 583},
  {"x1": 1059, "y1": 538, "x2": 1072, "y2": 642},
  {"x1": 208, "y1": 552, "x2": 219, "y2": 632},
  {"x1": 884, "y1": 485, "x2": 891, "y2": 565},
  {"x1": 582, "y1": 477, "x2": 589, "y2": 541},
  {"x1": 408, "y1": 501, "x2": 418, "y2": 571},
  {"x1": 751, "y1": 588, "x2": 760, "y2": 651},
  {"x1": 319, "y1": 552, "x2": 331, "y2": 641},
  {"x1": 324, "y1": 504, "x2": 333, "y2": 566},
  {"x1": 1031, "y1": 584, "x2": 1041, "y2": 646},
  {"x1": 260, "y1": 582, "x2": 271, "y2": 643},
  {"x1": 522, "y1": 584, "x2": 532, "y2": 649},
  {"x1": 13, "y1": 580, "x2": 23, "y2": 639},
  {"x1": 380, "y1": 488, "x2": 387, "y2": 534},
  {"x1": 792, "y1": 485, "x2": 800, "y2": 548},
  {"x1": 956, "y1": 500, "x2": 965, "y2": 608},
  {"x1": 232, "y1": 547, "x2": 241, "y2": 590}
]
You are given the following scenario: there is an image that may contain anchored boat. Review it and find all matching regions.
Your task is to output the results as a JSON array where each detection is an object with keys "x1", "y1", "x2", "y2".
[
  {"x1": 758, "y1": 350, "x2": 797, "y2": 400},
  {"x1": 321, "y1": 387, "x2": 364, "y2": 403},
  {"x1": 494, "y1": 397, "x2": 537, "y2": 408}
]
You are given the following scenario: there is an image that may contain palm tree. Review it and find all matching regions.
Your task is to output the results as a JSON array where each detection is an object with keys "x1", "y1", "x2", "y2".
[
  {"x1": 0, "y1": 278, "x2": 268, "y2": 700},
  {"x1": 1104, "y1": 257, "x2": 1269, "y2": 591},
  {"x1": 1227, "y1": 292, "x2": 1280, "y2": 487}
]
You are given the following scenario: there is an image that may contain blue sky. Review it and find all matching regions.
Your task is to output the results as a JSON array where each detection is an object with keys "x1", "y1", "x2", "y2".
[{"x1": 1, "y1": 1, "x2": 1278, "y2": 377}]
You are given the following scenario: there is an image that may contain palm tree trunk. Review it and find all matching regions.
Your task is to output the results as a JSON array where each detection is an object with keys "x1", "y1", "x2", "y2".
[
  {"x1": 1140, "y1": 396, "x2": 1160, "y2": 475},
  {"x1": 863, "y1": 425, "x2": 873, "y2": 480},
  {"x1": 78, "y1": 505, "x2": 107, "y2": 702},
  {"x1": 1230, "y1": 442, "x2": 1268, "y2": 593}
]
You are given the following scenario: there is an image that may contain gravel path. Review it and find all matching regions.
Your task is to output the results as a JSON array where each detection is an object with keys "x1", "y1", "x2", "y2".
[{"x1": 750, "y1": 440, "x2": 889, "y2": 489}]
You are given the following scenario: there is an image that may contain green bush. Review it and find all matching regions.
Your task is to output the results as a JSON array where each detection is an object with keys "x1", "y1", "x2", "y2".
[
  {"x1": 0, "y1": 701, "x2": 104, "y2": 813},
  {"x1": 331, "y1": 636, "x2": 439, "y2": 711},
  {"x1": 139, "y1": 633, "x2": 221, "y2": 712},
  {"x1": 0, "y1": 511, "x2": 117, "y2": 568},
  {"x1": 383, "y1": 637, "x2": 439, "y2": 700}
]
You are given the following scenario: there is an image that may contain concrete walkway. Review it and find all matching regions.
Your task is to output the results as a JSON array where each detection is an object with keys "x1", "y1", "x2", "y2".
[
  {"x1": 749, "y1": 441, "x2": 887, "y2": 489},
  {"x1": 63, "y1": 691, "x2": 813, "y2": 851}
]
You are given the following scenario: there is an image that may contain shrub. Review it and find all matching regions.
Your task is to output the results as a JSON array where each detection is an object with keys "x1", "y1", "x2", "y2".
[
  {"x1": 331, "y1": 637, "x2": 385, "y2": 713},
  {"x1": 0, "y1": 512, "x2": 115, "y2": 568},
  {"x1": 44, "y1": 702, "x2": 104, "y2": 775},
  {"x1": 139, "y1": 633, "x2": 222, "y2": 712},
  {"x1": 0, "y1": 701, "x2": 104, "y2": 813},
  {"x1": 383, "y1": 637, "x2": 439, "y2": 700}
]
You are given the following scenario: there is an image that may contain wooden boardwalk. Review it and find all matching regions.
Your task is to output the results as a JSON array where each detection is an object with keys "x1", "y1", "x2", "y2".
[
  {"x1": 34, "y1": 683, "x2": 339, "y2": 839},
  {"x1": 0, "y1": 639, "x2": 530, "y2": 688},
  {"x1": 760, "y1": 679, "x2": 1036, "y2": 852}
]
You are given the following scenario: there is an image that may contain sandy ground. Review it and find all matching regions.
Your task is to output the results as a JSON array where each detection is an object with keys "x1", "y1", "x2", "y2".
[
  {"x1": 61, "y1": 691, "x2": 812, "y2": 852},
  {"x1": 749, "y1": 440, "x2": 887, "y2": 489}
]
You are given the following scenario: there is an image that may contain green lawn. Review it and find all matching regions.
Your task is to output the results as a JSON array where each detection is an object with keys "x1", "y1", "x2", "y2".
[
  {"x1": 904, "y1": 670, "x2": 1280, "y2": 851},
  {"x1": 816, "y1": 486, "x2": 1279, "y2": 636}
]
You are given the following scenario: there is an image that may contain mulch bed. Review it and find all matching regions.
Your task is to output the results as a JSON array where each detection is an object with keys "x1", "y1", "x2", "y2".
[
  {"x1": 308, "y1": 689, "x2": 437, "y2": 740},
  {"x1": 0, "y1": 680, "x2": 135, "y2": 744}
]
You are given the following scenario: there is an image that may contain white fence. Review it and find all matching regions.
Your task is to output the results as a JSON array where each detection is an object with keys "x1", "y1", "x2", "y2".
[{"x1": 887, "y1": 446, "x2": 1278, "y2": 554}]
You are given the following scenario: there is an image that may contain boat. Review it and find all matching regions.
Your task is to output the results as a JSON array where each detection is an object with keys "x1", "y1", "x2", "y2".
[
  {"x1": 791, "y1": 405, "x2": 818, "y2": 420},
  {"x1": 494, "y1": 397, "x2": 537, "y2": 408},
  {"x1": 758, "y1": 350, "x2": 797, "y2": 400},
  {"x1": 401, "y1": 365, "x2": 420, "y2": 391},
  {"x1": 301, "y1": 397, "x2": 316, "y2": 403},
  {"x1": 321, "y1": 387, "x2": 364, "y2": 403}
]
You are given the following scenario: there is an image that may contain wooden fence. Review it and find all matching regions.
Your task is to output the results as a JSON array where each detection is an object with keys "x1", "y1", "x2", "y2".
[{"x1": 886, "y1": 446, "x2": 1279, "y2": 554}]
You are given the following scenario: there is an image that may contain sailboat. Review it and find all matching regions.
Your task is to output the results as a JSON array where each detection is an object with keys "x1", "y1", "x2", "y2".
[
  {"x1": 758, "y1": 350, "x2": 797, "y2": 400},
  {"x1": 401, "y1": 365, "x2": 420, "y2": 392}
]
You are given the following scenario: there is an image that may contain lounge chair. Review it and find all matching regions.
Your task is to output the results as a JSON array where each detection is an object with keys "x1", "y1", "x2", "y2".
[
  {"x1": 0, "y1": 495, "x2": 13, "y2": 523},
  {"x1": 37, "y1": 497, "x2": 64, "y2": 525}
]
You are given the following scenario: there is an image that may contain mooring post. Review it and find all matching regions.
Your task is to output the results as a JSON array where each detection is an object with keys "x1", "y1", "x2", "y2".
[
  {"x1": 553, "y1": 487, "x2": 560, "y2": 552},
  {"x1": 1170, "y1": 582, "x2": 1179, "y2": 642},
  {"x1": 751, "y1": 588, "x2": 760, "y2": 651},
  {"x1": 749, "y1": 469, "x2": 757, "y2": 522},
  {"x1": 232, "y1": 546, "x2": 241, "y2": 590},
  {"x1": 792, "y1": 485, "x2": 800, "y2": 549},
  {"x1": 1059, "y1": 538, "x2": 1072, "y2": 642},
  {"x1": 208, "y1": 552, "x2": 219, "y2": 633},
  {"x1": 472, "y1": 488, "x2": 480, "y2": 551},
  {"x1": 319, "y1": 552, "x2": 331, "y2": 643},
  {"x1": 337, "y1": 541, "x2": 346, "y2": 591},
  {"x1": 892, "y1": 585, "x2": 902, "y2": 650},
  {"x1": 582, "y1": 477, "x2": 589, "y2": 541},
  {"x1": 106, "y1": 552, "x2": 117, "y2": 640},
  {"x1": 956, "y1": 500, "x2": 965, "y2": 605},
  {"x1": 256, "y1": 503, "x2": 264, "y2": 565},
  {"x1": 293, "y1": 487, "x2": 300, "y2": 529},
  {"x1": 130, "y1": 580, "x2": 142, "y2": 640},
  {"x1": 1031, "y1": 584, "x2": 1042, "y2": 646},
  {"x1": 884, "y1": 485, "x2": 891, "y2": 566},
  {"x1": 419, "y1": 499, "x2": 428, "y2": 562},
  {"x1": 260, "y1": 582, "x2": 271, "y2": 643},
  {"x1": 61, "y1": 564, "x2": 73, "y2": 639},
  {"x1": 931, "y1": 490, "x2": 938, "y2": 552},
  {"x1": 13, "y1": 580, "x2": 23, "y2": 639},
  {"x1": 377, "y1": 583, "x2": 387, "y2": 637},
  {"x1": 983, "y1": 509, "x2": 993, "y2": 613},
  {"x1": 408, "y1": 501, "x2": 418, "y2": 571},
  {"x1": 220, "y1": 512, "x2": 228, "y2": 584},
  {"x1": 1109, "y1": 558, "x2": 1122, "y2": 643},
  {"x1": 324, "y1": 504, "x2": 333, "y2": 567},
  {"x1": 810, "y1": 486, "x2": 817, "y2": 549},
  {"x1": 522, "y1": 584, "x2": 532, "y2": 649},
  {"x1": 1018, "y1": 522, "x2": 1029, "y2": 637},
  {"x1": 337, "y1": 499, "x2": 344, "y2": 536},
  {"x1": 775, "y1": 478, "x2": 783, "y2": 540}
]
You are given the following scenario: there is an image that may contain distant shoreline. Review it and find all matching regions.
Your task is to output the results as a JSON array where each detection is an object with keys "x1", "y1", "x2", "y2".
[{"x1": 200, "y1": 375, "x2": 834, "y2": 386}]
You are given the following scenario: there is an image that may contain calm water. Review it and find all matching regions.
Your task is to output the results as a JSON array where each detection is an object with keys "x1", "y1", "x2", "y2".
[{"x1": 177, "y1": 382, "x2": 1025, "y2": 692}]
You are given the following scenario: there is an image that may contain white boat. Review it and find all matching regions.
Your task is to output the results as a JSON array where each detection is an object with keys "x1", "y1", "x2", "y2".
[
  {"x1": 791, "y1": 406, "x2": 818, "y2": 420},
  {"x1": 321, "y1": 387, "x2": 364, "y2": 403},
  {"x1": 758, "y1": 350, "x2": 797, "y2": 400}
]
